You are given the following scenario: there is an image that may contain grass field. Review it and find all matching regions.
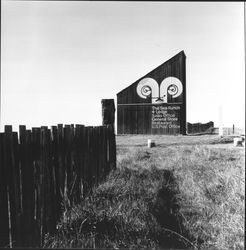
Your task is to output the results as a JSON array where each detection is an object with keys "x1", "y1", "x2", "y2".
[{"x1": 45, "y1": 134, "x2": 245, "y2": 249}]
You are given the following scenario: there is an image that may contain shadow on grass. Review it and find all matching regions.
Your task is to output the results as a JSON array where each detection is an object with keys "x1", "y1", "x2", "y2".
[
  {"x1": 44, "y1": 167, "x2": 202, "y2": 249},
  {"x1": 151, "y1": 169, "x2": 203, "y2": 249}
]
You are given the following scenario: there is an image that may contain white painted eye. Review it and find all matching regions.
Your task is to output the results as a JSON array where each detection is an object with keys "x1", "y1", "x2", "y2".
[
  {"x1": 141, "y1": 85, "x2": 151, "y2": 96},
  {"x1": 160, "y1": 77, "x2": 183, "y2": 103},
  {"x1": 167, "y1": 84, "x2": 179, "y2": 96},
  {"x1": 136, "y1": 78, "x2": 159, "y2": 100}
]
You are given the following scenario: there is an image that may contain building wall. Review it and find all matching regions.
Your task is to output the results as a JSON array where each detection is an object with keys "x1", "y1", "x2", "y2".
[{"x1": 117, "y1": 51, "x2": 186, "y2": 135}]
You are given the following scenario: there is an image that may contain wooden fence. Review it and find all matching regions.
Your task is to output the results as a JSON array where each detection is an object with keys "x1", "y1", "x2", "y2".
[
  {"x1": 187, "y1": 121, "x2": 214, "y2": 134},
  {"x1": 0, "y1": 124, "x2": 116, "y2": 248},
  {"x1": 211, "y1": 127, "x2": 242, "y2": 136}
]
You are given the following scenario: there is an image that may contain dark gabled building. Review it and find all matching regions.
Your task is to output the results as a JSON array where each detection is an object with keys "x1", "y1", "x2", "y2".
[{"x1": 117, "y1": 51, "x2": 186, "y2": 135}]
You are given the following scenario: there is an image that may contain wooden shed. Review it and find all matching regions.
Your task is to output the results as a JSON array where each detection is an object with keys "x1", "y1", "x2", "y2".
[{"x1": 117, "y1": 51, "x2": 186, "y2": 135}]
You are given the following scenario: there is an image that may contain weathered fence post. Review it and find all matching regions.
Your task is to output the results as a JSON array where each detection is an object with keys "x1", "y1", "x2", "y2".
[
  {"x1": 4, "y1": 126, "x2": 22, "y2": 247},
  {"x1": 101, "y1": 99, "x2": 115, "y2": 132},
  {"x1": 19, "y1": 126, "x2": 36, "y2": 247},
  {"x1": 0, "y1": 133, "x2": 9, "y2": 247}
]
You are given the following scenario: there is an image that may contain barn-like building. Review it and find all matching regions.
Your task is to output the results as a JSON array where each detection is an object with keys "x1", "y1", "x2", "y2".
[{"x1": 117, "y1": 51, "x2": 186, "y2": 135}]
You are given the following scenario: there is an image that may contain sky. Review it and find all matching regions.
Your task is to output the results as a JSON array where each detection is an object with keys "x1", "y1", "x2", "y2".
[{"x1": 1, "y1": 1, "x2": 245, "y2": 132}]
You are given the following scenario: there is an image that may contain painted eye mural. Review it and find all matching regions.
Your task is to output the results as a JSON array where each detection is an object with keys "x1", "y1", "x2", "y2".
[
  {"x1": 136, "y1": 76, "x2": 183, "y2": 103},
  {"x1": 136, "y1": 78, "x2": 159, "y2": 100},
  {"x1": 160, "y1": 77, "x2": 183, "y2": 103},
  {"x1": 168, "y1": 85, "x2": 178, "y2": 95}
]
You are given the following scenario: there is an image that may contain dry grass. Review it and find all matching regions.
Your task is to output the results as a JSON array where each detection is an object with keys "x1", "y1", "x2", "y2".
[
  {"x1": 117, "y1": 135, "x2": 245, "y2": 249},
  {"x1": 116, "y1": 134, "x2": 236, "y2": 148},
  {"x1": 45, "y1": 135, "x2": 245, "y2": 249},
  {"x1": 169, "y1": 146, "x2": 244, "y2": 249}
]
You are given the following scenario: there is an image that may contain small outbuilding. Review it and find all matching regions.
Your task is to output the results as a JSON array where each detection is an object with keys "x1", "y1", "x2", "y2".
[{"x1": 117, "y1": 51, "x2": 186, "y2": 135}]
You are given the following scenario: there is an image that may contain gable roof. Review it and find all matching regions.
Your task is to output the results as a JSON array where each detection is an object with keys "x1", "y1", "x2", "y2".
[{"x1": 117, "y1": 50, "x2": 186, "y2": 96}]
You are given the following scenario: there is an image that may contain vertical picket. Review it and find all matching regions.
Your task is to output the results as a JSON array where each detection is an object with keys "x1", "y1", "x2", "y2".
[
  {"x1": 19, "y1": 127, "x2": 36, "y2": 246},
  {"x1": 57, "y1": 124, "x2": 65, "y2": 212},
  {"x1": 102, "y1": 126, "x2": 107, "y2": 179},
  {"x1": 111, "y1": 125, "x2": 117, "y2": 171},
  {"x1": 45, "y1": 129, "x2": 56, "y2": 234},
  {"x1": 91, "y1": 127, "x2": 97, "y2": 186},
  {"x1": 4, "y1": 126, "x2": 22, "y2": 247},
  {"x1": 40, "y1": 126, "x2": 48, "y2": 245},
  {"x1": 51, "y1": 126, "x2": 61, "y2": 226},
  {"x1": 79, "y1": 125, "x2": 85, "y2": 198},
  {"x1": 74, "y1": 125, "x2": 83, "y2": 202},
  {"x1": 0, "y1": 133, "x2": 9, "y2": 247},
  {"x1": 97, "y1": 127, "x2": 103, "y2": 183},
  {"x1": 64, "y1": 125, "x2": 72, "y2": 208}
]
